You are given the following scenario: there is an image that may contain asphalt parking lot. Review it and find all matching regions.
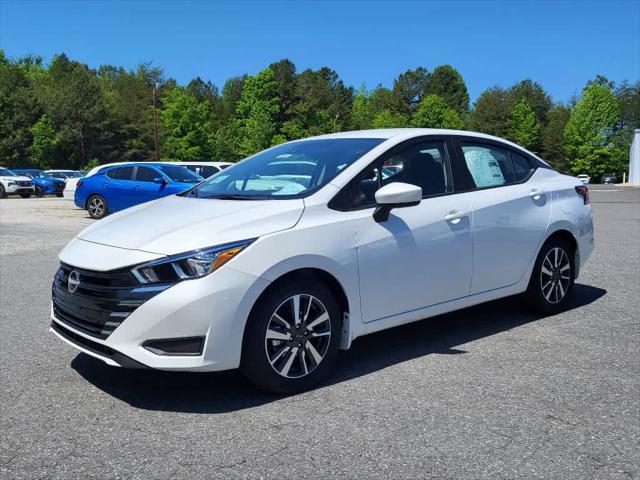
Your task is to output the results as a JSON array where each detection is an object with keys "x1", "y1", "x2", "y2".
[{"x1": 1, "y1": 186, "x2": 639, "y2": 480}]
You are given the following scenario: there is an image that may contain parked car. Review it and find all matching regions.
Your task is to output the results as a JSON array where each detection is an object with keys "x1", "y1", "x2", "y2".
[
  {"x1": 175, "y1": 161, "x2": 233, "y2": 178},
  {"x1": 45, "y1": 170, "x2": 85, "y2": 180},
  {"x1": 601, "y1": 173, "x2": 617, "y2": 184},
  {"x1": 577, "y1": 174, "x2": 590, "y2": 184},
  {"x1": 12, "y1": 169, "x2": 65, "y2": 197},
  {"x1": 74, "y1": 162, "x2": 203, "y2": 218},
  {"x1": 51, "y1": 129, "x2": 594, "y2": 393},
  {"x1": 0, "y1": 167, "x2": 35, "y2": 198},
  {"x1": 64, "y1": 162, "x2": 232, "y2": 199}
]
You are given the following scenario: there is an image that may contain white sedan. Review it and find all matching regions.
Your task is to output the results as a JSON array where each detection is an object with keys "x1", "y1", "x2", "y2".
[{"x1": 50, "y1": 129, "x2": 594, "y2": 393}]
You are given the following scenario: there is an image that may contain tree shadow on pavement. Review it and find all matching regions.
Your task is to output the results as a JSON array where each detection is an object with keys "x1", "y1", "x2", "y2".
[{"x1": 72, "y1": 283, "x2": 606, "y2": 413}]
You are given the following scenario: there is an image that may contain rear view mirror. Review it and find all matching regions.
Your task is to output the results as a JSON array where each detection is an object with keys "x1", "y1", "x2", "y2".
[
  {"x1": 373, "y1": 182, "x2": 422, "y2": 222},
  {"x1": 153, "y1": 177, "x2": 166, "y2": 185}
]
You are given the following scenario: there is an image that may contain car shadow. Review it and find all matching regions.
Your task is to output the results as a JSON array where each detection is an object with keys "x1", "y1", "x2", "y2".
[{"x1": 71, "y1": 283, "x2": 606, "y2": 413}]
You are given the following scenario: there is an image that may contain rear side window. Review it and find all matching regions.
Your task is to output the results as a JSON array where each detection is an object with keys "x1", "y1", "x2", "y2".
[
  {"x1": 510, "y1": 151, "x2": 533, "y2": 181},
  {"x1": 135, "y1": 167, "x2": 160, "y2": 182},
  {"x1": 108, "y1": 167, "x2": 134, "y2": 180},
  {"x1": 461, "y1": 143, "x2": 515, "y2": 188}
]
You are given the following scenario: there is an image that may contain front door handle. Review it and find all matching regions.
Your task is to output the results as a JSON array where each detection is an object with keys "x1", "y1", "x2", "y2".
[
  {"x1": 529, "y1": 189, "x2": 545, "y2": 199},
  {"x1": 134, "y1": 186, "x2": 141, "y2": 191},
  {"x1": 444, "y1": 210, "x2": 469, "y2": 223}
]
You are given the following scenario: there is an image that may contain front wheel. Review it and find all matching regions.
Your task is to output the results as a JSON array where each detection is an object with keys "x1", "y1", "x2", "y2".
[
  {"x1": 0, "y1": 184, "x2": 5, "y2": 198},
  {"x1": 526, "y1": 237, "x2": 575, "y2": 314},
  {"x1": 56, "y1": 192, "x2": 64, "y2": 198},
  {"x1": 35, "y1": 186, "x2": 44, "y2": 198},
  {"x1": 86, "y1": 195, "x2": 108, "y2": 219},
  {"x1": 20, "y1": 193, "x2": 32, "y2": 198},
  {"x1": 241, "y1": 280, "x2": 342, "y2": 394}
]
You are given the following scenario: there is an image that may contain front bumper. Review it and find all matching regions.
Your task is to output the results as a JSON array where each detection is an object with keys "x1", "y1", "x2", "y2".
[
  {"x1": 6, "y1": 184, "x2": 35, "y2": 194},
  {"x1": 50, "y1": 262, "x2": 269, "y2": 371}
]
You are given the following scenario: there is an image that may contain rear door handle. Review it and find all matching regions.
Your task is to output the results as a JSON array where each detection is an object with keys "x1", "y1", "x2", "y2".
[
  {"x1": 529, "y1": 189, "x2": 545, "y2": 199},
  {"x1": 444, "y1": 210, "x2": 469, "y2": 222}
]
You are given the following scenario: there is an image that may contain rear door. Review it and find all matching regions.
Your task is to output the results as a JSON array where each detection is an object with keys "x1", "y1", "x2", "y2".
[{"x1": 451, "y1": 137, "x2": 551, "y2": 294}]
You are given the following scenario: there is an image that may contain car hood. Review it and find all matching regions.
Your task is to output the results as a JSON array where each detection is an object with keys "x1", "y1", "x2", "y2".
[
  {"x1": 0, "y1": 175, "x2": 32, "y2": 182},
  {"x1": 76, "y1": 194, "x2": 305, "y2": 255}
]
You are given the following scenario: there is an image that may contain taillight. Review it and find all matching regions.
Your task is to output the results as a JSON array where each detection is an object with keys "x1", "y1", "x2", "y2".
[
  {"x1": 76, "y1": 180, "x2": 83, "y2": 188},
  {"x1": 575, "y1": 185, "x2": 589, "y2": 205}
]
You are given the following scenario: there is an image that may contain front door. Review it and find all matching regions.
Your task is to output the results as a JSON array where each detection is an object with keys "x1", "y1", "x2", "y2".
[{"x1": 348, "y1": 138, "x2": 473, "y2": 323}]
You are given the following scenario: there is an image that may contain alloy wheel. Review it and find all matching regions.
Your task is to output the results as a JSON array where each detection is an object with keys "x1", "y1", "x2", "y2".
[
  {"x1": 540, "y1": 247, "x2": 571, "y2": 304},
  {"x1": 88, "y1": 197, "x2": 105, "y2": 218},
  {"x1": 264, "y1": 294, "x2": 332, "y2": 379}
]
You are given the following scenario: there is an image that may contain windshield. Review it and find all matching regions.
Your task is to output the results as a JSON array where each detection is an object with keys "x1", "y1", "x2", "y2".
[
  {"x1": 155, "y1": 165, "x2": 203, "y2": 183},
  {"x1": 69, "y1": 171, "x2": 85, "y2": 178},
  {"x1": 0, "y1": 168, "x2": 17, "y2": 176},
  {"x1": 190, "y1": 138, "x2": 384, "y2": 199}
]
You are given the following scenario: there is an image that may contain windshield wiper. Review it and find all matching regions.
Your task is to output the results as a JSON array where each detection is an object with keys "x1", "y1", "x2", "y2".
[{"x1": 200, "y1": 194, "x2": 265, "y2": 200}]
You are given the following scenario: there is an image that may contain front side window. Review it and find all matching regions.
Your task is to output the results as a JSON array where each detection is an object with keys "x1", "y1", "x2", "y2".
[
  {"x1": 461, "y1": 143, "x2": 515, "y2": 188},
  {"x1": 155, "y1": 165, "x2": 202, "y2": 183},
  {"x1": 190, "y1": 138, "x2": 384, "y2": 199},
  {"x1": 331, "y1": 139, "x2": 453, "y2": 210},
  {"x1": 135, "y1": 166, "x2": 161, "y2": 182}
]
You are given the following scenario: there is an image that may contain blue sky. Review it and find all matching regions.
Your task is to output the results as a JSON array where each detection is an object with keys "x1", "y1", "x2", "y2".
[{"x1": 1, "y1": 0, "x2": 638, "y2": 102}]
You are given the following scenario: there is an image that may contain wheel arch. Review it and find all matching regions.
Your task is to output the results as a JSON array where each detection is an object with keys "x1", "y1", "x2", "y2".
[{"x1": 242, "y1": 267, "x2": 353, "y2": 353}]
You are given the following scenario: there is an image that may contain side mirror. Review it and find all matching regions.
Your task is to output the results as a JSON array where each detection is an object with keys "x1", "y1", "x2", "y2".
[
  {"x1": 373, "y1": 182, "x2": 422, "y2": 223},
  {"x1": 153, "y1": 177, "x2": 167, "y2": 185}
]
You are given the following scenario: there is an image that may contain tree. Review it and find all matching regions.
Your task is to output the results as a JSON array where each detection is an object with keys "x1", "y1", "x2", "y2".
[
  {"x1": 160, "y1": 86, "x2": 215, "y2": 161},
  {"x1": 29, "y1": 114, "x2": 58, "y2": 169},
  {"x1": 391, "y1": 67, "x2": 429, "y2": 114},
  {"x1": 541, "y1": 104, "x2": 571, "y2": 172},
  {"x1": 372, "y1": 109, "x2": 409, "y2": 128},
  {"x1": 469, "y1": 87, "x2": 511, "y2": 137},
  {"x1": 507, "y1": 98, "x2": 540, "y2": 150},
  {"x1": 425, "y1": 65, "x2": 469, "y2": 114},
  {"x1": 234, "y1": 68, "x2": 281, "y2": 157},
  {"x1": 351, "y1": 83, "x2": 374, "y2": 130},
  {"x1": 508, "y1": 80, "x2": 552, "y2": 125},
  {"x1": 411, "y1": 94, "x2": 465, "y2": 129},
  {"x1": 564, "y1": 79, "x2": 623, "y2": 177}
]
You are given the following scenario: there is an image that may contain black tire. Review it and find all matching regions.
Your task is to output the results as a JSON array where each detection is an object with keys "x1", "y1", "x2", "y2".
[
  {"x1": 526, "y1": 237, "x2": 575, "y2": 314},
  {"x1": 0, "y1": 184, "x2": 7, "y2": 198},
  {"x1": 19, "y1": 193, "x2": 32, "y2": 198},
  {"x1": 35, "y1": 186, "x2": 44, "y2": 198},
  {"x1": 241, "y1": 279, "x2": 342, "y2": 394},
  {"x1": 86, "y1": 194, "x2": 108, "y2": 219},
  {"x1": 56, "y1": 192, "x2": 64, "y2": 198}
]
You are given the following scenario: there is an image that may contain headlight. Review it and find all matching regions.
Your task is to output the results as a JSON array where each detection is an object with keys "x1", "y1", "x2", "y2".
[
  {"x1": 8, "y1": 181, "x2": 16, "y2": 186},
  {"x1": 131, "y1": 238, "x2": 256, "y2": 285}
]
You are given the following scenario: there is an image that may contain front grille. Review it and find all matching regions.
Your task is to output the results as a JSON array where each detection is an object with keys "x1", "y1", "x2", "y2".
[
  {"x1": 52, "y1": 262, "x2": 170, "y2": 339},
  {"x1": 17, "y1": 180, "x2": 32, "y2": 187}
]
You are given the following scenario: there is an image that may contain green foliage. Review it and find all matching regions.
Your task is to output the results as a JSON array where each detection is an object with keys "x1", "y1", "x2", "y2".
[
  {"x1": 234, "y1": 68, "x2": 281, "y2": 157},
  {"x1": 29, "y1": 114, "x2": 58, "y2": 169},
  {"x1": 542, "y1": 104, "x2": 571, "y2": 172},
  {"x1": 507, "y1": 98, "x2": 540, "y2": 150},
  {"x1": 425, "y1": 65, "x2": 469, "y2": 114},
  {"x1": 160, "y1": 86, "x2": 215, "y2": 161},
  {"x1": 564, "y1": 80, "x2": 624, "y2": 177},
  {"x1": 372, "y1": 109, "x2": 409, "y2": 128},
  {"x1": 0, "y1": 51, "x2": 636, "y2": 178},
  {"x1": 411, "y1": 94, "x2": 465, "y2": 129},
  {"x1": 469, "y1": 87, "x2": 512, "y2": 137}
]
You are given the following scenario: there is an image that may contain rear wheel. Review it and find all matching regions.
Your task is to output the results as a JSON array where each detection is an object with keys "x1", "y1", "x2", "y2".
[
  {"x1": 56, "y1": 192, "x2": 64, "y2": 198},
  {"x1": 35, "y1": 186, "x2": 44, "y2": 198},
  {"x1": 0, "y1": 184, "x2": 7, "y2": 198},
  {"x1": 87, "y1": 195, "x2": 108, "y2": 219},
  {"x1": 241, "y1": 280, "x2": 342, "y2": 394},
  {"x1": 526, "y1": 237, "x2": 575, "y2": 314}
]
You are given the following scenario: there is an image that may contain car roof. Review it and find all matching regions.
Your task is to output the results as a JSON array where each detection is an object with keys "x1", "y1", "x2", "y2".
[{"x1": 302, "y1": 128, "x2": 551, "y2": 167}]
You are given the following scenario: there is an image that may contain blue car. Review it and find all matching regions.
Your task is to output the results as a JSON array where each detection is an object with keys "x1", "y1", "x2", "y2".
[
  {"x1": 75, "y1": 163, "x2": 203, "y2": 219},
  {"x1": 12, "y1": 169, "x2": 66, "y2": 197}
]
